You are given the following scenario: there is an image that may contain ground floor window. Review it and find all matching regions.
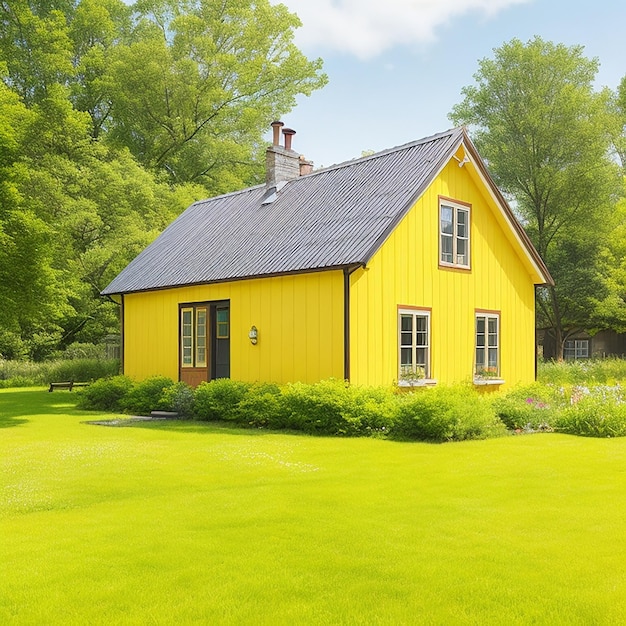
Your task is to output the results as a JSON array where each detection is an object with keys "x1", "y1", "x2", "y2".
[
  {"x1": 564, "y1": 339, "x2": 589, "y2": 360},
  {"x1": 398, "y1": 308, "x2": 431, "y2": 383},
  {"x1": 475, "y1": 311, "x2": 500, "y2": 378}
]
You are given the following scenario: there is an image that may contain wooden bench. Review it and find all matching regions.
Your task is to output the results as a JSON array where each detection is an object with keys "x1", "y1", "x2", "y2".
[{"x1": 48, "y1": 381, "x2": 90, "y2": 392}]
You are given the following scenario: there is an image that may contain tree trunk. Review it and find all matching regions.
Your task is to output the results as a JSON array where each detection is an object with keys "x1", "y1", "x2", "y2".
[{"x1": 549, "y1": 285, "x2": 565, "y2": 361}]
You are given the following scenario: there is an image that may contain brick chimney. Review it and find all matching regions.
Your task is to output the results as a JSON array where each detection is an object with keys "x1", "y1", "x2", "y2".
[{"x1": 265, "y1": 121, "x2": 312, "y2": 189}]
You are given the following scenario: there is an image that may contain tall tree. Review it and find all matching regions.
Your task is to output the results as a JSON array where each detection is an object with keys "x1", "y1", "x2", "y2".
[
  {"x1": 610, "y1": 75, "x2": 626, "y2": 171},
  {"x1": 0, "y1": 0, "x2": 327, "y2": 357},
  {"x1": 105, "y1": 0, "x2": 326, "y2": 191},
  {"x1": 449, "y1": 37, "x2": 622, "y2": 359}
]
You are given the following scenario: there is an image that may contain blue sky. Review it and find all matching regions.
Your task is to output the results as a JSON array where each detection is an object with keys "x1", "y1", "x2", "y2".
[{"x1": 271, "y1": 0, "x2": 626, "y2": 168}]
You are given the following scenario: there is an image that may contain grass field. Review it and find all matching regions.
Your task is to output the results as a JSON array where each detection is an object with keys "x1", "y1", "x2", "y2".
[{"x1": 2, "y1": 388, "x2": 626, "y2": 625}]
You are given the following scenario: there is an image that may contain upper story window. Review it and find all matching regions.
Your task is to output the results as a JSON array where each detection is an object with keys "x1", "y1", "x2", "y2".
[{"x1": 440, "y1": 198, "x2": 470, "y2": 268}]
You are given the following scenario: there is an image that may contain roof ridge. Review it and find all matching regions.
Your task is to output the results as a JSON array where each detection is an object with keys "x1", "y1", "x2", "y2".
[
  {"x1": 191, "y1": 182, "x2": 265, "y2": 207},
  {"x1": 300, "y1": 126, "x2": 464, "y2": 178},
  {"x1": 189, "y1": 128, "x2": 464, "y2": 203}
]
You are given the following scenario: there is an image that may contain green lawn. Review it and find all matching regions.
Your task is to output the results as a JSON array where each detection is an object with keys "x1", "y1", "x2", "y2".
[{"x1": 2, "y1": 388, "x2": 626, "y2": 625}]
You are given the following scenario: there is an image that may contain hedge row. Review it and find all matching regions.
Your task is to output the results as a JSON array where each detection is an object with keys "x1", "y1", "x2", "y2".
[
  {"x1": 77, "y1": 375, "x2": 626, "y2": 440},
  {"x1": 78, "y1": 376, "x2": 502, "y2": 442}
]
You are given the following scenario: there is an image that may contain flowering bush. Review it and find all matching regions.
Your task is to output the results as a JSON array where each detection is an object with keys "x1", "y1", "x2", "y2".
[
  {"x1": 493, "y1": 383, "x2": 564, "y2": 431},
  {"x1": 556, "y1": 395, "x2": 626, "y2": 438}
]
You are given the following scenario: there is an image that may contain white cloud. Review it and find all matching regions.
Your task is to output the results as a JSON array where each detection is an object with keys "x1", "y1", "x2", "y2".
[{"x1": 275, "y1": 0, "x2": 531, "y2": 59}]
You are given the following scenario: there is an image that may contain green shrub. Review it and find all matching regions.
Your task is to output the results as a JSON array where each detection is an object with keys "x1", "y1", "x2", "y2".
[
  {"x1": 555, "y1": 395, "x2": 626, "y2": 438},
  {"x1": 280, "y1": 379, "x2": 353, "y2": 435},
  {"x1": 193, "y1": 379, "x2": 252, "y2": 421},
  {"x1": 77, "y1": 376, "x2": 134, "y2": 412},
  {"x1": 161, "y1": 382, "x2": 195, "y2": 418},
  {"x1": 345, "y1": 384, "x2": 398, "y2": 436},
  {"x1": 283, "y1": 379, "x2": 357, "y2": 435},
  {"x1": 493, "y1": 382, "x2": 564, "y2": 430},
  {"x1": 122, "y1": 376, "x2": 175, "y2": 415},
  {"x1": 238, "y1": 382, "x2": 286, "y2": 428},
  {"x1": 279, "y1": 379, "x2": 397, "y2": 436},
  {"x1": 391, "y1": 385, "x2": 505, "y2": 442},
  {"x1": 0, "y1": 375, "x2": 35, "y2": 389}
]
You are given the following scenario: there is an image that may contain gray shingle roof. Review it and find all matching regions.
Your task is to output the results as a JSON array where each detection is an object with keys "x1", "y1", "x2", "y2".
[{"x1": 101, "y1": 127, "x2": 491, "y2": 295}]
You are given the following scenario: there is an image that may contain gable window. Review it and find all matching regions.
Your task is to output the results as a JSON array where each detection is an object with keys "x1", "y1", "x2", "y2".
[
  {"x1": 398, "y1": 308, "x2": 432, "y2": 384},
  {"x1": 475, "y1": 312, "x2": 500, "y2": 380},
  {"x1": 564, "y1": 339, "x2": 589, "y2": 360},
  {"x1": 440, "y1": 198, "x2": 470, "y2": 268}
]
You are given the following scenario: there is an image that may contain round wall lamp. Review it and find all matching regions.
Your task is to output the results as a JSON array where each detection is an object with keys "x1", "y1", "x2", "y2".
[{"x1": 248, "y1": 325, "x2": 258, "y2": 345}]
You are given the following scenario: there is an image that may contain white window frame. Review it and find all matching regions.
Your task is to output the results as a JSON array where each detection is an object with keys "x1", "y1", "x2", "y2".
[
  {"x1": 398, "y1": 308, "x2": 435, "y2": 386},
  {"x1": 439, "y1": 198, "x2": 470, "y2": 268},
  {"x1": 564, "y1": 339, "x2": 589, "y2": 360},
  {"x1": 474, "y1": 311, "x2": 503, "y2": 384}
]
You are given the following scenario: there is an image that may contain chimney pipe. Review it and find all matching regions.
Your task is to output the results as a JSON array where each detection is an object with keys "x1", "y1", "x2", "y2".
[
  {"x1": 271, "y1": 120, "x2": 284, "y2": 146},
  {"x1": 299, "y1": 155, "x2": 313, "y2": 176},
  {"x1": 282, "y1": 128, "x2": 296, "y2": 151}
]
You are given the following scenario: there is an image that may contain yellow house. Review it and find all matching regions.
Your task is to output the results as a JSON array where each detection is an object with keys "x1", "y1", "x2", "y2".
[{"x1": 102, "y1": 124, "x2": 553, "y2": 390}]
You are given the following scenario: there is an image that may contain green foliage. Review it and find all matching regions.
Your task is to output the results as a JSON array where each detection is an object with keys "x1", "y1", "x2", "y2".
[
  {"x1": 0, "y1": 375, "x2": 35, "y2": 389},
  {"x1": 237, "y1": 382, "x2": 286, "y2": 428},
  {"x1": 121, "y1": 375, "x2": 175, "y2": 415},
  {"x1": 76, "y1": 374, "x2": 133, "y2": 411},
  {"x1": 498, "y1": 364, "x2": 626, "y2": 438},
  {"x1": 279, "y1": 379, "x2": 396, "y2": 436},
  {"x1": 0, "y1": 357, "x2": 119, "y2": 387},
  {"x1": 54, "y1": 342, "x2": 106, "y2": 360},
  {"x1": 0, "y1": 0, "x2": 326, "y2": 354},
  {"x1": 493, "y1": 382, "x2": 564, "y2": 430},
  {"x1": 160, "y1": 381, "x2": 195, "y2": 418},
  {"x1": 45, "y1": 358, "x2": 120, "y2": 383},
  {"x1": 193, "y1": 378, "x2": 252, "y2": 421},
  {"x1": 556, "y1": 395, "x2": 626, "y2": 438},
  {"x1": 107, "y1": 0, "x2": 327, "y2": 189},
  {"x1": 392, "y1": 385, "x2": 506, "y2": 442},
  {"x1": 450, "y1": 36, "x2": 622, "y2": 355},
  {"x1": 194, "y1": 379, "x2": 397, "y2": 437},
  {"x1": 0, "y1": 330, "x2": 28, "y2": 361},
  {"x1": 538, "y1": 358, "x2": 626, "y2": 385}
]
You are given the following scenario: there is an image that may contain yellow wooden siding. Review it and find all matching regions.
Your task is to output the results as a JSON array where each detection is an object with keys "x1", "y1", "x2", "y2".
[
  {"x1": 350, "y1": 157, "x2": 536, "y2": 389},
  {"x1": 123, "y1": 271, "x2": 344, "y2": 384}
]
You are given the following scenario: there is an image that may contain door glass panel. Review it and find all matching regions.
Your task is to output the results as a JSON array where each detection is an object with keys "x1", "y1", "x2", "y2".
[
  {"x1": 216, "y1": 308, "x2": 229, "y2": 339},
  {"x1": 181, "y1": 309, "x2": 193, "y2": 367},
  {"x1": 196, "y1": 308, "x2": 207, "y2": 367}
]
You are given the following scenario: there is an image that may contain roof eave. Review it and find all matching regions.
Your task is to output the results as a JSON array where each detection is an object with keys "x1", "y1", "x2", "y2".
[
  {"x1": 100, "y1": 262, "x2": 366, "y2": 297},
  {"x1": 460, "y1": 129, "x2": 555, "y2": 287}
]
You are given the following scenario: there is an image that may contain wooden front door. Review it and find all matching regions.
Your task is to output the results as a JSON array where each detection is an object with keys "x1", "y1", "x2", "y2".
[{"x1": 180, "y1": 301, "x2": 230, "y2": 387}]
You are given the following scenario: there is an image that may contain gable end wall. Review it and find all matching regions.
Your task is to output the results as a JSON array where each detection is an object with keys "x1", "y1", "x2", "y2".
[{"x1": 349, "y1": 158, "x2": 536, "y2": 388}]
